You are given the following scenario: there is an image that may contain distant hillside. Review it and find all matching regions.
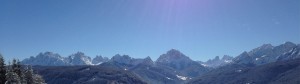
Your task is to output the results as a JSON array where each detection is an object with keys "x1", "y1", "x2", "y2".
[
  {"x1": 187, "y1": 58, "x2": 300, "y2": 84},
  {"x1": 33, "y1": 66, "x2": 147, "y2": 84}
]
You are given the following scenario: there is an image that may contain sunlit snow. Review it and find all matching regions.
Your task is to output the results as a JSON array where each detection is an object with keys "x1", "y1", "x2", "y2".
[{"x1": 176, "y1": 75, "x2": 188, "y2": 80}]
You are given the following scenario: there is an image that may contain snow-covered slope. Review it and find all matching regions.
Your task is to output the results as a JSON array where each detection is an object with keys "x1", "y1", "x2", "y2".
[
  {"x1": 233, "y1": 42, "x2": 299, "y2": 65},
  {"x1": 277, "y1": 44, "x2": 300, "y2": 61}
]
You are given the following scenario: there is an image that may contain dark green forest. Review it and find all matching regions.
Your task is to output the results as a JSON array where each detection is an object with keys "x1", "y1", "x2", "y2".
[{"x1": 0, "y1": 54, "x2": 46, "y2": 84}]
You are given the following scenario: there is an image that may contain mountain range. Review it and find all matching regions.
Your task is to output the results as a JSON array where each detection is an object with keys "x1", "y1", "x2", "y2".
[
  {"x1": 21, "y1": 42, "x2": 300, "y2": 84},
  {"x1": 22, "y1": 52, "x2": 109, "y2": 66}
]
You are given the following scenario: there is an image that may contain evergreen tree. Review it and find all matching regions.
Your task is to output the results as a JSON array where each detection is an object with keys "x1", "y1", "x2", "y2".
[
  {"x1": 0, "y1": 54, "x2": 6, "y2": 84},
  {"x1": 1, "y1": 57, "x2": 46, "y2": 84},
  {"x1": 12, "y1": 59, "x2": 22, "y2": 77},
  {"x1": 32, "y1": 74, "x2": 46, "y2": 84},
  {"x1": 5, "y1": 62, "x2": 21, "y2": 84},
  {"x1": 24, "y1": 65, "x2": 46, "y2": 84},
  {"x1": 5, "y1": 71, "x2": 21, "y2": 84},
  {"x1": 24, "y1": 65, "x2": 34, "y2": 84}
]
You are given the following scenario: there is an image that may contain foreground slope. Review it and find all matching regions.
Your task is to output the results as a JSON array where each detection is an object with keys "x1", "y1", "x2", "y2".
[
  {"x1": 187, "y1": 58, "x2": 300, "y2": 84},
  {"x1": 33, "y1": 66, "x2": 146, "y2": 84}
]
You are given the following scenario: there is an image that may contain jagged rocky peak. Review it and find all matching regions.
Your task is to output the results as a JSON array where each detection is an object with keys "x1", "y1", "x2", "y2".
[
  {"x1": 240, "y1": 51, "x2": 250, "y2": 57},
  {"x1": 67, "y1": 52, "x2": 93, "y2": 65},
  {"x1": 111, "y1": 54, "x2": 132, "y2": 60},
  {"x1": 272, "y1": 41, "x2": 296, "y2": 50},
  {"x1": 21, "y1": 51, "x2": 67, "y2": 66},
  {"x1": 206, "y1": 56, "x2": 220, "y2": 63},
  {"x1": 248, "y1": 44, "x2": 273, "y2": 56},
  {"x1": 166, "y1": 49, "x2": 188, "y2": 58},
  {"x1": 144, "y1": 56, "x2": 152, "y2": 61},
  {"x1": 233, "y1": 42, "x2": 299, "y2": 65},
  {"x1": 155, "y1": 49, "x2": 208, "y2": 74},
  {"x1": 214, "y1": 56, "x2": 220, "y2": 61},
  {"x1": 202, "y1": 55, "x2": 233, "y2": 68},
  {"x1": 233, "y1": 51, "x2": 253, "y2": 64},
  {"x1": 92, "y1": 55, "x2": 109, "y2": 65},
  {"x1": 36, "y1": 51, "x2": 62, "y2": 58},
  {"x1": 260, "y1": 44, "x2": 274, "y2": 49},
  {"x1": 222, "y1": 55, "x2": 233, "y2": 60},
  {"x1": 69, "y1": 52, "x2": 89, "y2": 59},
  {"x1": 284, "y1": 41, "x2": 296, "y2": 46},
  {"x1": 156, "y1": 49, "x2": 190, "y2": 63},
  {"x1": 277, "y1": 44, "x2": 300, "y2": 61},
  {"x1": 43, "y1": 51, "x2": 54, "y2": 55},
  {"x1": 141, "y1": 56, "x2": 154, "y2": 65},
  {"x1": 73, "y1": 52, "x2": 85, "y2": 56},
  {"x1": 111, "y1": 54, "x2": 132, "y2": 64}
]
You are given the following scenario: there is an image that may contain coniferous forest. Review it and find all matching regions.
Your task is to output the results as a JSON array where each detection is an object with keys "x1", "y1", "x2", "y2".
[{"x1": 0, "y1": 54, "x2": 46, "y2": 84}]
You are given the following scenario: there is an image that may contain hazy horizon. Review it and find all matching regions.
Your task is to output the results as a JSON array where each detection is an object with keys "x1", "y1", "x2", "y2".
[{"x1": 1, "y1": 0, "x2": 300, "y2": 62}]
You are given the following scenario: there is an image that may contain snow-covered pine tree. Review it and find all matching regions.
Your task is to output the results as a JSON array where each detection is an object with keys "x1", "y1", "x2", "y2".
[
  {"x1": 32, "y1": 74, "x2": 46, "y2": 84},
  {"x1": 24, "y1": 65, "x2": 46, "y2": 84},
  {"x1": 12, "y1": 59, "x2": 22, "y2": 77},
  {"x1": 24, "y1": 65, "x2": 34, "y2": 84},
  {"x1": 20, "y1": 71, "x2": 27, "y2": 84},
  {"x1": 0, "y1": 54, "x2": 6, "y2": 84},
  {"x1": 5, "y1": 62, "x2": 21, "y2": 84}
]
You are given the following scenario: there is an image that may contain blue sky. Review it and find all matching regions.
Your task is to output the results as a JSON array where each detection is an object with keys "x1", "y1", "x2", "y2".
[{"x1": 0, "y1": 0, "x2": 299, "y2": 62}]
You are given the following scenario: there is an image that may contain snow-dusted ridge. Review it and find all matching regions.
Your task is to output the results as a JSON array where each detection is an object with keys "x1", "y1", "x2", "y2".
[{"x1": 21, "y1": 52, "x2": 109, "y2": 66}]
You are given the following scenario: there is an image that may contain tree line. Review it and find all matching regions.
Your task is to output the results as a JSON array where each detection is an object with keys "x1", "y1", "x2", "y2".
[{"x1": 0, "y1": 54, "x2": 46, "y2": 84}]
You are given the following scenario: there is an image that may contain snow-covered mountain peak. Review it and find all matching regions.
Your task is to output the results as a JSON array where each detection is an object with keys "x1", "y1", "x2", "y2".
[
  {"x1": 156, "y1": 49, "x2": 191, "y2": 63},
  {"x1": 156, "y1": 49, "x2": 209, "y2": 76},
  {"x1": 213, "y1": 56, "x2": 220, "y2": 61},
  {"x1": 284, "y1": 41, "x2": 296, "y2": 46},
  {"x1": 201, "y1": 55, "x2": 233, "y2": 68},
  {"x1": 233, "y1": 42, "x2": 299, "y2": 65},
  {"x1": 166, "y1": 49, "x2": 188, "y2": 59},
  {"x1": 111, "y1": 54, "x2": 133, "y2": 64},
  {"x1": 22, "y1": 52, "x2": 68, "y2": 66},
  {"x1": 222, "y1": 55, "x2": 233, "y2": 60},
  {"x1": 67, "y1": 52, "x2": 93, "y2": 65},
  {"x1": 36, "y1": 52, "x2": 62, "y2": 58},
  {"x1": 141, "y1": 56, "x2": 154, "y2": 65},
  {"x1": 260, "y1": 44, "x2": 273, "y2": 49},
  {"x1": 92, "y1": 55, "x2": 109, "y2": 65}
]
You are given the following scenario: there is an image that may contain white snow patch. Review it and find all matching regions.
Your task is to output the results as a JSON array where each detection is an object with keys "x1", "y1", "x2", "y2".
[
  {"x1": 166, "y1": 77, "x2": 172, "y2": 80},
  {"x1": 80, "y1": 68, "x2": 91, "y2": 72},
  {"x1": 84, "y1": 68, "x2": 90, "y2": 71},
  {"x1": 224, "y1": 60, "x2": 232, "y2": 63},
  {"x1": 94, "y1": 62, "x2": 103, "y2": 65},
  {"x1": 236, "y1": 69, "x2": 242, "y2": 72},
  {"x1": 91, "y1": 77, "x2": 96, "y2": 81},
  {"x1": 176, "y1": 75, "x2": 188, "y2": 80},
  {"x1": 292, "y1": 51, "x2": 297, "y2": 55},
  {"x1": 255, "y1": 58, "x2": 259, "y2": 60},
  {"x1": 201, "y1": 64, "x2": 208, "y2": 67}
]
